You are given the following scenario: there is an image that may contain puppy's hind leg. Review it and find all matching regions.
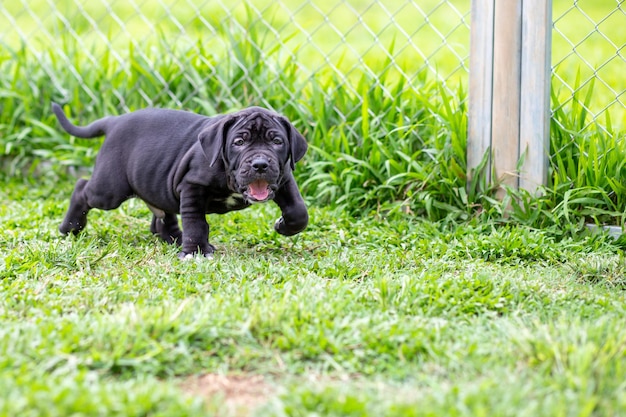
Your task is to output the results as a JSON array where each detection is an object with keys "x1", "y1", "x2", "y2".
[
  {"x1": 60, "y1": 177, "x2": 132, "y2": 236},
  {"x1": 148, "y1": 205, "x2": 182, "y2": 245},
  {"x1": 59, "y1": 178, "x2": 91, "y2": 235}
]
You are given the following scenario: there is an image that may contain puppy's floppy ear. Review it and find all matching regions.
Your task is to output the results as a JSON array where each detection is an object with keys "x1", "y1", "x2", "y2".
[
  {"x1": 198, "y1": 115, "x2": 237, "y2": 167},
  {"x1": 278, "y1": 117, "x2": 308, "y2": 170}
]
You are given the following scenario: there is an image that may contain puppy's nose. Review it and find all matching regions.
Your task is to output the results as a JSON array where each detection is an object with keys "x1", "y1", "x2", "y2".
[{"x1": 251, "y1": 157, "x2": 269, "y2": 173}]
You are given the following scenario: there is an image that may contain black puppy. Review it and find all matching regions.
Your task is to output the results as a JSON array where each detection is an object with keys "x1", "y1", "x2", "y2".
[{"x1": 52, "y1": 103, "x2": 308, "y2": 258}]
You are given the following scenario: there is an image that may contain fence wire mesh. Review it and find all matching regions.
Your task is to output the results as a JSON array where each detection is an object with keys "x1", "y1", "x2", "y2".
[
  {"x1": 0, "y1": 1, "x2": 623, "y2": 132},
  {"x1": 552, "y1": 0, "x2": 626, "y2": 131},
  {"x1": 0, "y1": 0, "x2": 470, "y2": 117}
]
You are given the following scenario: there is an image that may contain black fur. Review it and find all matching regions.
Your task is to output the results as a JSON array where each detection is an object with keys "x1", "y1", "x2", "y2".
[{"x1": 52, "y1": 103, "x2": 308, "y2": 258}]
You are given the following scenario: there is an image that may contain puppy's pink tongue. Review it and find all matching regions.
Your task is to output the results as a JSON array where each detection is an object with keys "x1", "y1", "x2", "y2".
[{"x1": 248, "y1": 180, "x2": 270, "y2": 200}]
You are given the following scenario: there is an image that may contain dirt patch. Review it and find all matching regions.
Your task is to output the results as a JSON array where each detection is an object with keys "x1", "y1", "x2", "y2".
[{"x1": 181, "y1": 373, "x2": 274, "y2": 415}]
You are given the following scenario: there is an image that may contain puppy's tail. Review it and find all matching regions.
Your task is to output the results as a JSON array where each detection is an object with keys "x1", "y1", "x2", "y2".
[{"x1": 51, "y1": 102, "x2": 108, "y2": 138}]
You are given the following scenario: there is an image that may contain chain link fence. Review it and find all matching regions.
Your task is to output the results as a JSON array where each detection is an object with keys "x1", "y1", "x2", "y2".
[
  {"x1": 0, "y1": 1, "x2": 623, "y2": 132},
  {"x1": 552, "y1": 0, "x2": 625, "y2": 131},
  {"x1": 0, "y1": 0, "x2": 470, "y2": 118}
]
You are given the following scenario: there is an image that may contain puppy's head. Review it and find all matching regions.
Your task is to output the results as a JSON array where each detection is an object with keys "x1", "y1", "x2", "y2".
[{"x1": 199, "y1": 107, "x2": 307, "y2": 203}]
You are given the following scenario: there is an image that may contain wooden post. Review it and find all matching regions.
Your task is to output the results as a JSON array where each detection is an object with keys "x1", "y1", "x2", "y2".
[
  {"x1": 467, "y1": 0, "x2": 495, "y2": 184},
  {"x1": 467, "y1": 0, "x2": 552, "y2": 195},
  {"x1": 492, "y1": 0, "x2": 522, "y2": 196},
  {"x1": 519, "y1": 0, "x2": 552, "y2": 192}
]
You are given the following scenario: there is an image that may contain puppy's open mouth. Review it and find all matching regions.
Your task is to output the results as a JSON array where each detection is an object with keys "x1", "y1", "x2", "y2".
[{"x1": 244, "y1": 179, "x2": 273, "y2": 202}]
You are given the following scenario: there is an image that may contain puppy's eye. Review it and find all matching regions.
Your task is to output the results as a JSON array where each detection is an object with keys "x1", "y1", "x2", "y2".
[
  {"x1": 272, "y1": 137, "x2": 283, "y2": 145},
  {"x1": 233, "y1": 138, "x2": 245, "y2": 146}
]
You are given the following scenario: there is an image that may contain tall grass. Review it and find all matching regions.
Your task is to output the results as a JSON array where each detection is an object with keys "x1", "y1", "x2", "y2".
[
  {"x1": 0, "y1": 22, "x2": 471, "y2": 219},
  {"x1": 1, "y1": 12, "x2": 625, "y2": 230},
  {"x1": 547, "y1": 78, "x2": 626, "y2": 228}
]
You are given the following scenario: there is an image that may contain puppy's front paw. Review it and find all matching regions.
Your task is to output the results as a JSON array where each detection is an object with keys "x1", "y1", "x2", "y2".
[
  {"x1": 178, "y1": 251, "x2": 214, "y2": 260},
  {"x1": 274, "y1": 217, "x2": 285, "y2": 234},
  {"x1": 177, "y1": 243, "x2": 216, "y2": 260},
  {"x1": 274, "y1": 216, "x2": 307, "y2": 236},
  {"x1": 275, "y1": 216, "x2": 296, "y2": 236}
]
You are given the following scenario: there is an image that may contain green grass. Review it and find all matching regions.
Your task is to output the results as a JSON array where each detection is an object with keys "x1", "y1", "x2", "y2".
[
  {"x1": 1, "y1": 0, "x2": 625, "y2": 227},
  {"x1": 2, "y1": 2, "x2": 626, "y2": 414},
  {"x1": 2, "y1": 177, "x2": 626, "y2": 416}
]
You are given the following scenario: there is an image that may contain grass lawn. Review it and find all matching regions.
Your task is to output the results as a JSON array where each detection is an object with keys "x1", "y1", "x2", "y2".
[
  {"x1": 2, "y1": 0, "x2": 626, "y2": 415},
  {"x1": 2, "y1": 176, "x2": 626, "y2": 416}
]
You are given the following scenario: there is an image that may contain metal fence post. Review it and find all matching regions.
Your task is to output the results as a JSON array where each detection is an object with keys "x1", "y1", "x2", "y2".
[{"x1": 468, "y1": 0, "x2": 552, "y2": 196}]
